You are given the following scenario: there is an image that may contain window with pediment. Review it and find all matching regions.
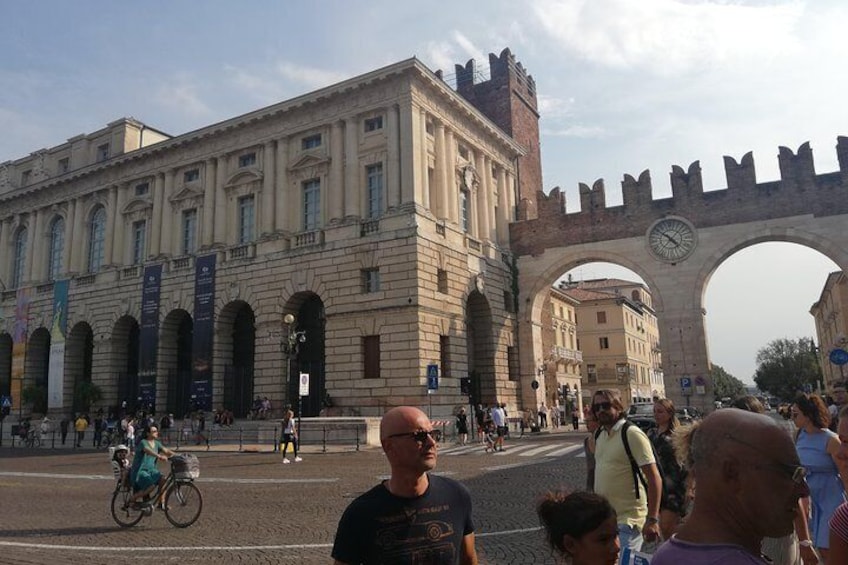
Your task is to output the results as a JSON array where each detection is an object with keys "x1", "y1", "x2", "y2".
[
  {"x1": 87, "y1": 206, "x2": 106, "y2": 273},
  {"x1": 303, "y1": 179, "x2": 321, "y2": 231}
]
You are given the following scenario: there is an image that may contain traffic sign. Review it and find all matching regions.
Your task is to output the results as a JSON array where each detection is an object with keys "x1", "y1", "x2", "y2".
[
  {"x1": 427, "y1": 364, "x2": 439, "y2": 391},
  {"x1": 680, "y1": 377, "x2": 692, "y2": 389},
  {"x1": 830, "y1": 348, "x2": 848, "y2": 366},
  {"x1": 299, "y1": 372, "x2": 310, "y2": 397}
]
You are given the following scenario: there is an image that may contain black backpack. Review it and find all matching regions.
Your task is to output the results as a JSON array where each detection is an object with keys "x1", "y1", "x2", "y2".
[{"x1": 595, "y1": 420, "x2": 664, "y2": 500}]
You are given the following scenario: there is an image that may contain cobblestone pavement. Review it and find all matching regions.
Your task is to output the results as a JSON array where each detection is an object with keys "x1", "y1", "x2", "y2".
[{"x1": 0, "y1": 430, "x2": 589, "y2": 564}]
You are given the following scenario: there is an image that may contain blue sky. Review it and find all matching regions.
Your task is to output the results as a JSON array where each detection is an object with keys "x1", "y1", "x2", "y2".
[{"x1": 2, "y1": 0, "x2": 844, "y2": 384}]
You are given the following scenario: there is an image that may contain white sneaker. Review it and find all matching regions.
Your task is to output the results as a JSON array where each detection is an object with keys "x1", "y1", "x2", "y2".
[
  {"x1": 294, "y1": 457, "x2": 302, "y2": 462},
  {"x1": 283, "y1": 458, "x2": 291, "y2": 464}
]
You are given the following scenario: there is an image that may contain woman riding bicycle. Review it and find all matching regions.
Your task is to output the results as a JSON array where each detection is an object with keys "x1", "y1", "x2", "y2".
[{"x1": 129, "y1": 424, "x2": 175, "y2": 508}]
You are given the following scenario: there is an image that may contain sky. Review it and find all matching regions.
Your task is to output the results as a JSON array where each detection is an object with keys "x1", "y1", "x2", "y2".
[{"x1": 1, "y1": 0, "x2": 844, "y2": 384}]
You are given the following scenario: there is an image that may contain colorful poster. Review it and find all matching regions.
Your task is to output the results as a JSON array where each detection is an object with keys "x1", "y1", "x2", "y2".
[
  {"x1": 139, "y1": 265, "x2": 162, "y2": 404},
  {"x1": 47, "y1": 279, "x2": 69, "y2": 409},
  {"x1": 11, "y1": 288, "x2": 31, "y2": 412},
  {"x1": 192, "y1": 254, "x2": 216, "y2": 411}
]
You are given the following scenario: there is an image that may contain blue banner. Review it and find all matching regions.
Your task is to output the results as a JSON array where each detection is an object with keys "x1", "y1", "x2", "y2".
[
  {"x1": 139, "y1": 265, "x2": 162, "y2": 393},
  {"x1": 192, "y1": 254, "x2": 216, "y2": 411}
]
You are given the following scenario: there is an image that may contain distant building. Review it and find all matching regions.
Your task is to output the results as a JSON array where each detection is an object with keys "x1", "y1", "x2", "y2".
[
  {"x1": 540, "y1": 288, "x2": 583, "y2": 419},
  {"x1": 559, "y1": 278, "x2": 664, "y2": 408},
  {"x1": 810, "y1": 271, "x2": 848, "y2": 393}
]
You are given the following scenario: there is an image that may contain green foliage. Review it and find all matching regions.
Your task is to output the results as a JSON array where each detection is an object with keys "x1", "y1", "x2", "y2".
[
  {"x1": 710, "y1": 364, "x2": 746, "y2": 400},
  {"x1": 73, "y1": 380, "x2": 102, "y2": 412},
  {"x1": 753, "y1": 337, "x2": 822, "y2": 401},
  {"x1": 21, "y1": 384, "x2": 48, "y2": 414}
]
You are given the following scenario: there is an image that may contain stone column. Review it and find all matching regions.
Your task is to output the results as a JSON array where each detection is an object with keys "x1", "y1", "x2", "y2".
[
  {"x1": 25, "y1": 209, "x2": 39, "y2": 282},
  {"x1": 214, "y1": 158, "x2": 227, "y2": 245},
  {"x1": 202, "y1": 158, "x2": 216, "y2": 247},
  {"x1": 344, "y1": 117, "x2": 360, "y2": 219},
  {"x1": 398, "y1": 100, "x2": 417, "y2": 206},
  {"x1": 70, "y1": 199, "x2": 85, "y2": 272},
  {"x1": 0, "y1": 218, "x2": 7, "y2": 286},
  {"x1": 419, "y1": 109, "x2": 430, "y2": 210},
  {"x1": 433, "y1": 121, "x2": 447, "y2": 220},
  {"x1": 150, "y1": 173, "x2": 163, "y2": 257},
  {"x1": 478, "y1": 155, "x2": 492, "y2": 243},
  {"x1": 386, "y1": 104, "x2": 401, "y2": 210},
  {"x1": 62, "y1": 200, "x2": 75, "y2": 275},
  {"x1": 329, "y1": 122, "x2": 344, "y2": 223},
  {"x1": 275, "y1": 140, "x2": 289, "y2": 232},
  {"x1": 160, "y1": 170, "x2": 175, "y2": 256},
  {"x1": 496, "y1": 167, "x2": 509, "y2": 245},
  {"x1": 104, "y1": 185, "x2": 117, "y2": 265},
  {"x1": 261, "y1": 141, "x2": 276, "y2": 235},
  {"x1": 506, "y1": 170, "x2": 516, "y2": 224},
  {"x1": 445, "y1": 130, "x2": 458, "y2": 224},
  {"x1": 113, "y1": 184, "x2": 127, "y2": 265}
]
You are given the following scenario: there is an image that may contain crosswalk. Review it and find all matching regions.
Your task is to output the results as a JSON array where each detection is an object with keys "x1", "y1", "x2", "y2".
[{"x1": 437, "y1": 441, "x2": 584, "y2": 459}]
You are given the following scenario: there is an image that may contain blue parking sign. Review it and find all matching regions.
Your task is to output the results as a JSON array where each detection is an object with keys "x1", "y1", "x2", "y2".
[{"x1": 427, "y1": 364, "x2": 439, "y2": 391}]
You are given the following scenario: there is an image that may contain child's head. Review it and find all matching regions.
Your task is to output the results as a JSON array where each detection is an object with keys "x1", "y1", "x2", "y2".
[
  {"x1": 113, "y1": 445, "x2": 129, "y2": 461},
  {"x1": 537, "y1": 490, "x2": 618, "y2": 565}
]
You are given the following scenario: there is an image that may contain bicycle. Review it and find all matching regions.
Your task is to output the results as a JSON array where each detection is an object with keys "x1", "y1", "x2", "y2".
[
  {"x1": 110, "y1": 453, "x2": 203, "y2": 528},
  {"x1": 24, "y1": 428, "x2": 41, "y2": 448}
]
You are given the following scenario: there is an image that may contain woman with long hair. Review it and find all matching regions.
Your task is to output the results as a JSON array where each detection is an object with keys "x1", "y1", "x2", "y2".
[
  {"x1": 649, "y1": 397, "x2": 688, "y2": 540},
  {"x1": 280, "y1": 409, "x2": 301, "y2": 464},
  {"x1": 537, "y1": 490, "x2": 619, "y2": 565},
  {"x1": 793, "y1": 393, "x2": 848, "y2": 563}
]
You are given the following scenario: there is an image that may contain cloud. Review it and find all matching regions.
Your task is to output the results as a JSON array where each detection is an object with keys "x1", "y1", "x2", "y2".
[
  {"x1": 155, "y1": 76, "x2": 211, "y2": 117},
  {"x1": 538, "y1": 94, "x2": 576, "y2": 119},
  {"x1": 532, "y1": 0, "x2": 804, "y2": 74},
  {"x1": 274, "y1": 61, "x2": 348, "y2": 91},
  {"x1": 543, "y1": 124, "x2": 607, "y2": 138}
]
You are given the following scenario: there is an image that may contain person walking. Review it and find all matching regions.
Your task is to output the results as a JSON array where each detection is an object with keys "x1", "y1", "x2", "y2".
[
  {"x1": 60, "y1": 417, "x2": 69, "y2": 445},
  {"x1": 74, "y1": 413, "x2": 88, "y2": 448},
  {"x1": 331, "y1": 406, "x2": 478, "y2": 564},
  {"x1": 572, "y1": 408, "x2": 580, "y2": 431},
  {"x1": 584, "y1": 409, "x2": 599, "y2": 492},
  {"x1": 827, "y1": 404, "x2": 848, "y2": 565},
  {"x1": 648, "y1": 398, "x2": 688, "y2": 540},
  {"x1": 491, "y1": 402, "x2": 507, "y2": 452},
  {"x1": 455, "y1": 407, "x2": 469, "y2": 446},
  {"x1": 280, "y1": 409, "x2": 301, "y2": 464},
  {"x1": 539, "y1": 402, "x2": 548, "y2": 428}
]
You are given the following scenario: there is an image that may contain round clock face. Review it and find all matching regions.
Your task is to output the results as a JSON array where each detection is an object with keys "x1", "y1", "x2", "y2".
[{"x1": 647, "y1": 218, "x2": 697, "y2": 262}]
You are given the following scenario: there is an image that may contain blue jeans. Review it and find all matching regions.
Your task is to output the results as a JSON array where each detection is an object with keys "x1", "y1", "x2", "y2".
[{"x1": 618, "y1": 523, "x2": 643, "y2": 557}]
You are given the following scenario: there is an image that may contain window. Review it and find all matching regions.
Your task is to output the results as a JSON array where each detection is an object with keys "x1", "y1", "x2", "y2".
[
  {"x1": 362, "y1": 268, "x2": 380, "y2": 293},
  {"x1": 12, "y1": 228, "x2": 27, "y2": 288},
  {"x1": 301, "y1": 134, "x2": 322, "y2": 150},
  {"x1": 132, "y1": 220, "x2": 147, "y2": 265},
  {"x1": 426, "y1": 121, "x2": 434, "y2": 135},
  {"x1": 458, "y1": 145, "x2": 469, "y2": 160},
  {"x1": 508, "y1": 346, "x2": 519, "y2": 381},
  {"x1": 597, "y1": 311, "x2": 607, "y2": 324},
  {"x1": 47, "y1": 218, "x2": 65, "y2": 280},
  {"x1": 238, "y1": 152, "x2": 256, "y2": 168},
  {"x1": 184, "y1": 169, "x2": 200, "y2": 183},
  {"x1": 587, "y1": 364, "x2": 597, "y2": 384},
  {"x1": 364, "y1": 116, "x2": 383, "y2": 132},
  {"x1": 97, "y1": 143, "x2": 110, "y2": 162},
  {"x1": 437, "y1": 269, "x2": 448, "y2": 294},
  {"x1": 459, "y1": 189, "x2": 469, "y2": 232},
  {"x1": 238, "y1": 195, "x2": 255, "y2": 244},
  {"x1": 21, "y1": 170, "x2": 32, "y2": 185},
  {"x1": 182, "y1": 209, "x2": 197, "y2": 254},
  {"x1": 440, "y1": 336, "x2": 450, "y2": 379},
  {"x1": 599, "y1": 337, "x2": 609, "y2": 349},
  {"x1": 366, "y1": 164, "x2": 383, "y2": 219},
  {"x1": 87, "y1": 207, "x2": 106, "y2": 273},
  {"x1": 504, "y1": 290, "x2": 515, "y2": 313},
  {"x1": 134, "y1": 182, "x2": 149, "y2": 196},
  {"x1": 363, "y1": 335, "x2": 381, "y2": 379},
  {"x1": 58, "y1": 158, "x2": 70, "y2": 174},
  {"x1": 303, "y1": 179, "x2": 321, "y2": 230}
]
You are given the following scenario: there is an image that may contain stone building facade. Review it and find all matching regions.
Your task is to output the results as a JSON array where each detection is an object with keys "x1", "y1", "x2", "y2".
[
  {"x1": 539, "y1": 288, "x2": 584, "y2": 420},
  {"x1": 0, "y1": 52, "x2": 536, "y2": 419},
  {"x1": 811, "y1": 271, "x2": 848, "y2": 392}
]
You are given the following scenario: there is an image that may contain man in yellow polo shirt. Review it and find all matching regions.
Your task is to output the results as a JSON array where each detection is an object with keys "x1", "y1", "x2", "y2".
[{"x1": 592, "y1": 389, "x2": 662, "y2": 556}]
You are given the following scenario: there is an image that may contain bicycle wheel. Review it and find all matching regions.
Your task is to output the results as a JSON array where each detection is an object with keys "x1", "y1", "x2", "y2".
[
  {"x1": 111, "y1": 487, "x2": 143, "y2": 527},
  {"x1": 164, "y1": 481, "x2": 202, "y2": 528}
]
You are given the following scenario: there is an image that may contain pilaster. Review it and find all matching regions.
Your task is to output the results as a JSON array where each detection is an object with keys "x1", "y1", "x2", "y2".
[{"x1": 261, "y1": 140, "x2": 276, "y2": 235}]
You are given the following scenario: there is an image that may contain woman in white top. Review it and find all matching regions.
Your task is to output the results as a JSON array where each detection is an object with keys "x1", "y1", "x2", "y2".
[{"x1": 281, "y1": 410, "x2": 301, "y2": 464}]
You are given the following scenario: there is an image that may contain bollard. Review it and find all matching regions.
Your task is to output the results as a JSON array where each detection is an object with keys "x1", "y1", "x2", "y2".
[
  {"x1": 239, "y1": 427, "x2": 244, "y2": 452},
  {"x1": 322, "y1": 426, "x2": 328, "y2": 453},
  {"x1": 355, "y1": 427, "x2": 360, "y2": 451}
]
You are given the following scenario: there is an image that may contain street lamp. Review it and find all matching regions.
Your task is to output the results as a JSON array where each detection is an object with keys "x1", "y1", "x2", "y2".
[{"x1": 282, "y1": 314, "x2": 306, "y2": 431}]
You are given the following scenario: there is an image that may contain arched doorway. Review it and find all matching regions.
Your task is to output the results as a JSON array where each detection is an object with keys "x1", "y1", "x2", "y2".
[
  {"x1": 284, "y1": 294, "x2": 325, "y2": 417},
  {"x1": 113, "y1": 316, "x2": 140, "y2": 413},
  {"x1": 161, "y1": 310, "x2": 193, "y2": 417},
  {"x1": 67, "y1": 322, "x2": 94, "y2": 414},
  {"x1": 0, "y1": 333, "x2": 11, "y2": 398},
  {"x1": 219, "y1": 301, "x2": 255, "y2": 418},
  {"x1": 24, "y1": 328, "x2": 50, "y2": 414},
  {"x1": 466, "y1": 290, "x2": 496, "y2": 405}
]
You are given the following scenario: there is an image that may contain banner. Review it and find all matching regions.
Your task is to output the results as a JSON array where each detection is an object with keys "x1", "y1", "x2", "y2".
[
  {"x1": 139, "y1": 265, "x2": 162, "y2": 406},
  {"x1": 47, "y1": 280, "x2": 69, "y2": 409},
  {"x1": 191, "y1": 254, "x2": 216, "y2": 411},
  {"x1": 11, "y1": 288, "x2": 31, "y2": 412}
]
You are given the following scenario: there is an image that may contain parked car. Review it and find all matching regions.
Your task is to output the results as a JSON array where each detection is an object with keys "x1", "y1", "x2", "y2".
[
  {"x1": 626, "y1": 402, "x2": 657, "y2": 432},
  {"x1": 675, "y1": 406, "x2": 703, "y2": 424}
]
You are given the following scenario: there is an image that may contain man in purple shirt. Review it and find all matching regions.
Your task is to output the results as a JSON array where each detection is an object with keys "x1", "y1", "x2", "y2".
[{"x1": 652, "y1": 409, "x2": 810, "y2": 564}]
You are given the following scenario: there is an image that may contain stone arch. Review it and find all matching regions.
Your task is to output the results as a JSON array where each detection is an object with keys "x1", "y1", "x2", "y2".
[
  {"x1": 111, "y1": 315, "x2": 140, "y2": 412},
  {"x1": 466, "y1": 290, "x2": 496, "y2": 405},
  {"x1": 66, "y1": 321, "x2": 94, "y2": 414},
  {"x1": 24, "y1": 327, "x2": 50, "y2": 413},
  {"x1": 160, "y1": 309, "x2": 193, "y2": 417},
  {"x1": 218, "y1": 300, "x2": 256, "y2": 418},
  {"x1": 282, "y1": 292, "x2": 325, "y2": 416}
]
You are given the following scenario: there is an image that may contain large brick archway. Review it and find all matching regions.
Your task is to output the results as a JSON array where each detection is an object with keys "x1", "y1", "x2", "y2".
[{"x1": 510, "y1": 139, "x2": 848, "y2": 413}]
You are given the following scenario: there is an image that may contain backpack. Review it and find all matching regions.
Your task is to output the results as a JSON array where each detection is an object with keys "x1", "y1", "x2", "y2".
[{"x1": 595, "y1": 420, "x2": 664, "y2": 500}]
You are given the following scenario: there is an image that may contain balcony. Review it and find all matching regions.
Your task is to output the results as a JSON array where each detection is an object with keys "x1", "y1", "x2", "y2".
[
  {"x1": 550, "y1": 345, "x2": 583, "y2": 365},
  {"x1": 292, "y1": 230, "x2": 324, "y2": 249},
  {"x1": 465, "y1": 236, "x2": 481, "y2": 252},
  {"x1": 171, "y1": 256, "x2": 193, "y2": 271},
  {"x1": 75, "y1": 274, "x2": 96, "y2": 287},
  {"x1": 121, "y1": 266, "x2": 140, "y2": 279},
  {"x1": 227, "y1": 243, "x2": 255, "y2": 261},
  {"x1": 360, "y1": 219, "x2": 380, "y2": 237}
]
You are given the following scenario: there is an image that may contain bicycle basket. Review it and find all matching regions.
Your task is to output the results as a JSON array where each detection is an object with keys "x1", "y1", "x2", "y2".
[{"x1": 171, "y1": 453, "x2": 200, "y2": 479}]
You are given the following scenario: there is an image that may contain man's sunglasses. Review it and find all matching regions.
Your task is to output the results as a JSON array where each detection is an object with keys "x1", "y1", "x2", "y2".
[
  {"x1": 592, "y1": 401, "x2": 613, "y2": 412},
  {"x1": 387, "y1": 430, "x2": 438, "y2": 443}
]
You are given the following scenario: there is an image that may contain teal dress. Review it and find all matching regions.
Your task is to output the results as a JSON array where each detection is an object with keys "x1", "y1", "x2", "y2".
[{"x1": 131, "y1": 438, "x2": 164, "y2": 492}]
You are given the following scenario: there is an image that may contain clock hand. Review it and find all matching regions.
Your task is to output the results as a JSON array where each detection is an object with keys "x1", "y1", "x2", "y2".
[{"x1": 662, "y1": 233, "x2": 679, "y2": 246}]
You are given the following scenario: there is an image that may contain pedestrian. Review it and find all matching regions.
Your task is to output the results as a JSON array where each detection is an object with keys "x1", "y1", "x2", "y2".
[
  {"x1": 475, "y1": 404, "x2": 486, "y2": 445},
  {"x1": 591, "y1": 389, "x2": 662, "y2": 556},
  {"x1": 584, "y1": 409, "x2": 599, "y2": 492},
  {"x1": 456, "y1": 407, "x2": 469, "y2": 446},
  {"x1": 827, "y1": 404, "x2": 848, "y2": 564},
  {"x1": 280, "y1": 409, "x2": 301, "y2": 464},
  {"x1": 539, "y1": 402, "x2": 548, "y2": 428},
  {"x1": 652, "y1": 409, "x2": 810, "y2": 564},
  {"x1": 159, "y1": 413, "x2": 174, "y2": 443},
  {"x1": 828, "y1": 382, "x2": 847, "y2": 432},
  {"x1": 39, "y1": 416, "x2": 51, "y2": 445},
  {"x1": 93, "y1": 413, "x2": 103, "y2": 448},
  {"x1": 331, "y1": 406, "x2": 478, "y2": 564},
  {"x1": 572, "y1": 409, "x2": 580, "y2": 431},
  {"x1": 648, "y1": 398, "x2": 688, "y2": 540},
  {"x1": 551, "y1": 399, "x2": 560, "y2": 429},
  {"x1": 59, "y1": 417, "x2": 69, "y2": 445},
  {"x1": 125, "y1": 417, "x2": 135, "y2": 451},
  {"x1": 491, "y1": 402, "x2": 507, "y2": 452},
  {"x1": 74, "y1": 413, "x2": 88, "y2": 448},
  {"x1": 537, "y1": 490, "x2": 619, "y2": 565},
  {"x1": 791, "y1": 393, "x2": 848, "y2": 563}
]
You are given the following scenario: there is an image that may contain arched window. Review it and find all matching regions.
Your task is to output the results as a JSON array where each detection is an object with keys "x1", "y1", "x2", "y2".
[
  {"x1": 12, "y1": 228, "x2": 28, "y2": 288},
  {"x1": 87, "y1": 207, "x2": 106, "y2": 273},
  {"x1": 48, "y1": 217, "x2": 65, "y2": 281}
]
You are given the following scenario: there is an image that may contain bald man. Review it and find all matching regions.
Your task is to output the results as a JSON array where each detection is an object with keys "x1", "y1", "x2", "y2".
[
  {"x1": 652, "y1": 409, "x2": 810, "y2": 564},
  {"x1": 331, "y1": 406, "x2": 478, "y2": 565}
]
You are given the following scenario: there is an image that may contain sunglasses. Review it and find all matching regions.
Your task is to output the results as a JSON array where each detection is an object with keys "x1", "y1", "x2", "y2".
[
  {"x1": 592, "y1": 401, "x2": 613, "y2": 412},
  {"x1": 388, "y1": 430, "x2": 438, "y2": 443}
]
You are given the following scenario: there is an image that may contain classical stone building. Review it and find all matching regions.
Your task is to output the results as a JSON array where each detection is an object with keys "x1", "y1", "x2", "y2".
[
  {"x1": 811, "y1": 271, "x2": 848, "y2": 392},
  {"x1": 539, "y1": 288, "x2": 584, "y2": 420},
  {"x1": 559, "y1": 278, "x2": 664, "y2": 409},
  {"x1": 0, "y1": 50, "x2": 539, "y2": 419}
]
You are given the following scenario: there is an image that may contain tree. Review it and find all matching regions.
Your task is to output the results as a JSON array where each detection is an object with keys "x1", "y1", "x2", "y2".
[
  {"x1": 21, "y1": 384, "x2": 48, "y2": 415},
  {"x1": 753, "y1": 337, "x2": 822, "y2": 401},
  {"x1": 73, "y1": 380, "x2": 102, "y2": 413},
  {"x1": 710, "y1": 364, "x2": 746, "y2": 400}
]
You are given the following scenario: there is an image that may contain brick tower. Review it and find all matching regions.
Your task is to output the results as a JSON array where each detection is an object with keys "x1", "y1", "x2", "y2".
[{"x1": 452, "y1": 48, "x2": 543, "y2": 219}]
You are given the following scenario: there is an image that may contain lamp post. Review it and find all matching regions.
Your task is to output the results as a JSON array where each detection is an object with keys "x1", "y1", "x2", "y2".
[{"x1": 282, "y1": 314, "x2": 306, "y2": 434}]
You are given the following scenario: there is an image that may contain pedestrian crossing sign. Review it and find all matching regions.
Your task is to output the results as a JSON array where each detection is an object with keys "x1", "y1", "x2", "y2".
[
  {"x1": 0, "y1": 396, "x2": 11, "y2": 408},
  {"x1": 426, "y1": 364, "x2": 439, "y2": 390}
]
